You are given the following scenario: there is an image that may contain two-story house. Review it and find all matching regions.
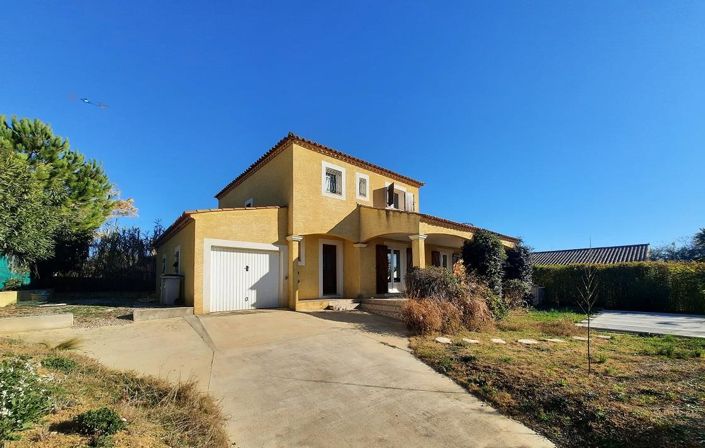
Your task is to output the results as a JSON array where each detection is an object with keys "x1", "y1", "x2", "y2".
[{"x1": 155, "y1": 133, "x2": 518, "y2": 314}]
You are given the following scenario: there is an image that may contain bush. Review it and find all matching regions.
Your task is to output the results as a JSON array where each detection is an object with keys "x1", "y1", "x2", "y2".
[
  {"x1": 402, "y1": 299, "x2": 443, "y2": 334},
  {"x1": 462, "y1": 230, "x2": 506, "y2": 296},
  {"x1": 42, "y1": 355, "x2": 77, "y2": 373},
  {"x1": 75, "y1": 407, "x2": 126, "y2": 437},
  {"x1": 406, "y1": 266, "x2": 462, "y2": 300},
  {"x1": 503, "y1": 278, "x2": 530, "y2": 309},
  {"x1": 0, "y1": 358, "x2": 53, "y2": 441},
  {"x1": 2, "y1": 278, "x2": 22, "y2": 291},
  {"x1": 534, "y1": 262, "x2": 705, "y2": 313}
]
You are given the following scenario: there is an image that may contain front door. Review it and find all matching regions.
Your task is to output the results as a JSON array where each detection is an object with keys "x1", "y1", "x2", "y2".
[
  {"x1": 387, "y1": 248, "x2": 402, "y2": 292},
  {"x1": 321, "y1": 244, "x2": 337, "y2": 296}
]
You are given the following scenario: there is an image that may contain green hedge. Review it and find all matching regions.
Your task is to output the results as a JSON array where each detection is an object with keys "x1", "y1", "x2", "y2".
[{"x1": 533, "y1": 262, "x2": 705, "y2": 314}]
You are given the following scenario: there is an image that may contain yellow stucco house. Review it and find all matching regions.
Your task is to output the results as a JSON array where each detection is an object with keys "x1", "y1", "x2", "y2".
[{"x1": 155, "y1": 133, "x2": 517, "y2": 314}]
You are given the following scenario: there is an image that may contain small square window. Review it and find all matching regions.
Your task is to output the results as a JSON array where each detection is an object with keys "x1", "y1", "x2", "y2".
[{"x1": 358, "y1": 178, "x2": 367, "y2": 197}]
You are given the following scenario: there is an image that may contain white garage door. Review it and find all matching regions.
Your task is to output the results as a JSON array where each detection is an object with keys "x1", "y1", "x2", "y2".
[{"x1": 209, "y1": 246, "x2": 280, "y2": 311}]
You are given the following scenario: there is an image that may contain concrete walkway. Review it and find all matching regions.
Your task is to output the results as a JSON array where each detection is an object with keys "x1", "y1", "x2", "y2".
[
  {"x1": 579, "y1": 310, "x2": 705, "y2": 338},
  {"x1": 8, "y1": 310, "x2": 552, "y2": 448}
]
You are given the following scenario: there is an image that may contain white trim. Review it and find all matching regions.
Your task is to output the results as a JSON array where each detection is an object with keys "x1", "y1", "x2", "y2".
[
  {"x1": 355, "y1": 172, "x2": 370, "y2": 201},
  {"x1": 384, "y1": 181, "x2": 407, "y2": 210},
  {"x1": 244, "y1": 198, "x2": 254, "y2": 207},
  {"x1": 202, "y1": 238, "x2": 285, "y2": 313},
  {"x1": 408, "y1": 234, "x2": 428, "y2": 241},
  {"x1": 384, "y1": 241, "x2": 408, "y2": 293},
  {"x1": 353, "y1": 243, "x2": 368, "y2": 248},
  {"x1": 321, "y1": 161, "x2": 346, "y2": 200},
  {"x1": 318, "y1": 239, "x2": 344, "y2": 298}
]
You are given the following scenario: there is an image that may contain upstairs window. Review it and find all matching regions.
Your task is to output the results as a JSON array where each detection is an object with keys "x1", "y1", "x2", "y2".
[
  {"x1": 321, "y1": 161, "x2": 346, "y2": 199},
  {"x1": 326, "y1": 168, "x2": 341, "y2": 194},
  {"x1": 244, "y1": 198, "x2": 254, "y2": 207},
  {"x1": 355, "y1": 173, "x2": 369, "y2": 200}
]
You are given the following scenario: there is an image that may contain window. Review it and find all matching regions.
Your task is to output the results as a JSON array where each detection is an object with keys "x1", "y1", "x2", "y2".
[
  {"x1": 321, "y1": 161, "x2": 346, "y2": 199},
  {"x1": 325, "y1": 168, "x2": 341, "y2": 194},
  {"x1": 442, "y1": 254, "x2": 448, "y2": 269},
  {"x1": 173, "y1": 248, "x2": 180, "y2": 274},
  {"x1": 393, "y1": 192, "x2": 400, "y2": 209},
  {"x1": 385, "y1": 182, "x2": 408, "y2": 210},
  {"x1": 161, "y1": 255, "x2": 166, "y2": 274},
  {"x1": 355, "y1": 173, "x2": 369, "y2": 200},
  {"x1": 244, "y1": 198, "x2": 254, "y2": 207}
]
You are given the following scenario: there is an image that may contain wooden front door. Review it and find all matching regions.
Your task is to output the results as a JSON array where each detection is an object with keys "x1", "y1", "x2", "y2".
[
  {"x1": 375, "y1": 245, "x2": 388, "y2": 294},
  {"x1": 322, "y1": 244, "x2": 337, "y2": 295}
]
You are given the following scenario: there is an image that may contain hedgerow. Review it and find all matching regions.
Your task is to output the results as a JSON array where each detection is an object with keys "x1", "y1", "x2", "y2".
[{"x1": 533, "y1": 262, "x2": 705, "y2": 313}]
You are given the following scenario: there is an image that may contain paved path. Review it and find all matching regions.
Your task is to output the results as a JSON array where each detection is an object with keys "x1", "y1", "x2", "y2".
[
  {"x1": 9, "y1": 310, "x2": 552, "y2": 448},
  {"x1": 578, "y1": 310, "x2": 705, "y2": 338}
]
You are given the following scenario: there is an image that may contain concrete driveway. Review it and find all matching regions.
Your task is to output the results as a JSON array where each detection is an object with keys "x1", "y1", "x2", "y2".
[
  {"x1": 11, "y1": 310, "x2": 552, "y2": 448},
  {"x1": 579, "y1": 310, "x2": 705, "y2": 338}
]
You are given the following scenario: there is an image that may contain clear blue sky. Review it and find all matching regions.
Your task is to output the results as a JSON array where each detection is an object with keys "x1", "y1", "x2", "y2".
[{"x1": 2, "y1": 1, "x2": 704, "y2": 250}]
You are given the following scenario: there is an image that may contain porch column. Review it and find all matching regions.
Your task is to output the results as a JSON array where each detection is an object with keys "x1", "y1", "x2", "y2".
[
  {"x1": 352, "y1": 243, "x2": 368, "y2": 299},
  {"x1": 286, "y1": 235, "x2": 303, "y2": 310},
  {"x1": 409, "y1": 234, "x2": 427, "y2": 268}
]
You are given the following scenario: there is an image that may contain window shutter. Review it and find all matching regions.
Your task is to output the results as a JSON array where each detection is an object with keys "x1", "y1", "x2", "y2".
[
  {"x1": 386, "y1": 183, "x2": 395, "y2": 206},
  {"x1": 405, "y1": 192, "x2": 414, "y2": 212}
]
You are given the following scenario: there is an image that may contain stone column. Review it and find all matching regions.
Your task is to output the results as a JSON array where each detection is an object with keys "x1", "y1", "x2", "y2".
[
  {"x1": 286, "y1": 235, "x2": 303, "y2": 310},
  {"x1": 409, "y1": 234, "x2": 427, "y2": 268}
]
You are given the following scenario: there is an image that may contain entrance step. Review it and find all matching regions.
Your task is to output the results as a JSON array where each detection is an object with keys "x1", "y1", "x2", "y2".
[
  {"x1": 360, "y1": 298, "x2": 407, "y2": 320},
  {"x1": 297, "y1": 298, "x2": 360, "y2": 312}
]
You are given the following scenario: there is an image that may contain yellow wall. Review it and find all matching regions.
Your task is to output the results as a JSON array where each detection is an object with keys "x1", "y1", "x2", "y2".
[
  {"x1": 155, "y1": 220, "x2": 196, "y2": 307},
  {"x1": 217, "y1": 143, "x2": 294, "y2": 213},
  {"x1": 0, "y1": 291, "x2": 17, "y2": 308},
  {"x1": 290, "y1": 143, "x2": 421, "y2": 241}
]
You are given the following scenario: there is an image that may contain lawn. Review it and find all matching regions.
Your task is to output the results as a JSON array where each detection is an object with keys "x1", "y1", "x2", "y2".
[
  {"x1": 0, "y1": 337, "x2": 228, "y2": 447},
  {"x1": 409, "y1": 309, "x2": 705, "y2": 448}
]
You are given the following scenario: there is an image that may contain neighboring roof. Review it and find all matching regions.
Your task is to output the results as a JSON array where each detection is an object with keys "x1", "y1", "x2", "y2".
[
  {"x1": 215, "y1": 133, "x2": 424, "y2": 199},
  {"x1": 154, "y1": 206, "x2": 284, "y2": 247},
  {"x1": 531, "y1": 244, "x2": 650, "y2": 265}
]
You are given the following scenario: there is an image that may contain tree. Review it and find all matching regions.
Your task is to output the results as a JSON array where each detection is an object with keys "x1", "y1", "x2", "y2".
[
  {"x1": 0, "y1": 116, "x2": 116, "y2": 276},
  {"x1": 504, "y1": 241, "x2": 533, "y2": 286},
  {"x1": 0, "y1": 141, "x2": 60, "y2": 268},
  {"x1": 462, "y1": 229, "x2": 506, "y2": 296},
  {"x1": 651, "y1": 227, "x2": 705, "y2": 262},
  {"x1": 577, "y1": 262, "x2": 599, "y2": 375}
]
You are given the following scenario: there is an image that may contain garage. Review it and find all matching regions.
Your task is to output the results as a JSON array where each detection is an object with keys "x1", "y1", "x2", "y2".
[{"x1": 209, "y1": 246, "x2": 281, "y2": 311}]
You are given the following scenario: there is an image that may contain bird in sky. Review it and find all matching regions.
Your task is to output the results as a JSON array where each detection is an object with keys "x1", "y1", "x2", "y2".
[{"x1": 79, "y1": 97, "x2": 109, "y2": 109}]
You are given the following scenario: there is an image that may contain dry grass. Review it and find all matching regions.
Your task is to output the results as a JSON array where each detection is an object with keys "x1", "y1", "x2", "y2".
[
  {"x1": 0, "y1": 338, "x2": 228, "y2": 448},
  {"x1": 410, "y1": 309, "x2": 705, "y2": 448},
  {"x1": 0, "y1": 303, "x2": 133, "y2": 328}
]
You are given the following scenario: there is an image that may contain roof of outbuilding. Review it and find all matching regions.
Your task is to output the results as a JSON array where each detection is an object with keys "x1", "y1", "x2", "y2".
[
  {"x1": 531, "y1": 244, "x2": 650, "y2": 265},
  {"x1": 214, "y1": 133, "x2": 424, "y2": 199}
]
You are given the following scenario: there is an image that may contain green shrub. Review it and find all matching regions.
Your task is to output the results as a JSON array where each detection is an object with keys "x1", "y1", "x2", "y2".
[
  {"x1": 462, "y1": 230, "x2": 506, "y2": 296},
  {"x1": 0, "y1": 358, "x2": 53, "y2": 441},
  {"x1": 75, "y1": 407, "x2": 126, "y2": 437},
  {"x1": 533, "y1": 262, "x2": 705, "y2": 313},
  {"x1": 42, "y1": 355, "x2": 77, "y2": 373},
  {"x1": 2, "y1": 278, "x2": 22, "y2": 291}
]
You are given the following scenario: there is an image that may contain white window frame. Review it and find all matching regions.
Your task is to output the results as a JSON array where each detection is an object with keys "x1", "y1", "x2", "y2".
[
  {"x1": 321, "y1": 161, "x2": 346, "y2": 200},
  {"x1": 244, "y1": 198, "x2": 254, "y2": 207},
  {"x1": 355, "y1": 172, "x2": 370, "y2": 201},
  {"x1": 318, "y1": 239, "x2": 344, "y2": 297}
]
